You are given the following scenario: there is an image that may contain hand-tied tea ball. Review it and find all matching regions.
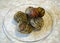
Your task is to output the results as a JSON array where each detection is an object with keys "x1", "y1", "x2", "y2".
[
  {"x1": 25, "y1": 7, "x2": 45, "y2": 18},
  {"x1": 30, "y1": 17, "x2": 44, "y2": 31},
  {"x1": 18, "y1": 22, "x2": 33, "y2": 34},
  {"x1": 14, "y1": 11, "x2": 28, "y2": 23},
  {"x1": 37, "y1": 7, "x2": 45, "y2": 17}
]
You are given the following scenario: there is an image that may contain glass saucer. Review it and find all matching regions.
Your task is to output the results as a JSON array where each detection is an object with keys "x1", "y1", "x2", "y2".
[{"x1": 2, "y1": 4, "x2": 56, "y2": 42}]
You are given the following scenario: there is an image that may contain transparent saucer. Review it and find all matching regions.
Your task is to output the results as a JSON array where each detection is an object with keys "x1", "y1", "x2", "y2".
[{"x1": 2, "y1": 4, "x2": 56, "y2": 42}]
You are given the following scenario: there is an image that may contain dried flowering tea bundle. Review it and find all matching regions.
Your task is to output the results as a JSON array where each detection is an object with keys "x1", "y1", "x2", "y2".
[
  {"x1": 37, "y1": 7, "x2": 45, "y2": 17},
  {"x1": 14, "y1": 11, "x2": 28, "y2": 23},
  {"x1": 30, "y1": 17, "x2": 44, "y2": 31},
  {"x1": 18, "y1": 22, "x2": 33, "y2": 34}
]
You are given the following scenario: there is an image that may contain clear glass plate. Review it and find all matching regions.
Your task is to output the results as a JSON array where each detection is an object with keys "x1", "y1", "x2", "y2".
[{"x1": 2, "y1": 3, "x2": 57, "y2": 42}]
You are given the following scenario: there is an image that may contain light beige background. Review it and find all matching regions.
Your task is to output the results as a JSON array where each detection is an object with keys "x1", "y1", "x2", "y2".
[{"x1": 0, "y1": 0, "x2": 60, "y2": 43}]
